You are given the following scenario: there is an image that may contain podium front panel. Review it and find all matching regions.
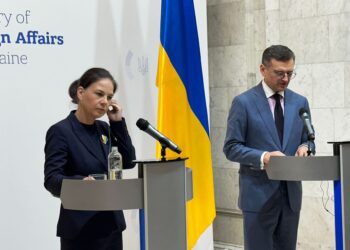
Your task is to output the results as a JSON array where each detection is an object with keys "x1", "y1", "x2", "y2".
[
  {"x1": 143, "y1": 160, "x2": 187, "y2": 250},
  {"x1": 267, "y1": 156, "x2": 339, "y2": 181},
  {"x1": 61, "y1": 179, "x2": 143, "y2": 210}
]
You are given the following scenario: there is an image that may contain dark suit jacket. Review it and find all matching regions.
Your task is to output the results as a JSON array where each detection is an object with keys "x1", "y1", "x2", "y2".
[
  {"x1": 44, "y1": 111, "x2": 136, "y2": 239},
  {"x1": 223, "y1": 83, "x2": 315, "y2": 213}
]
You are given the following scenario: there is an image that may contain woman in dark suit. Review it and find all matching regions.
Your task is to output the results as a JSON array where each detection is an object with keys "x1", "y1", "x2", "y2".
[{"x1": 44, "y1": 68, "x2": 136, "y2": 250}]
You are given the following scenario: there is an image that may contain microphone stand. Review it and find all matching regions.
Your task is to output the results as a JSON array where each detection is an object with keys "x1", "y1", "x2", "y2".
[
  {"x1": 161, "y1": 144, "x2": 167, "y2": 161},
  {"x1": 307, "y1": 138, "x2": 314, "y2": 156},
  {"x1": 307, "y1": 124, "x2": 315, "y2": 156}
]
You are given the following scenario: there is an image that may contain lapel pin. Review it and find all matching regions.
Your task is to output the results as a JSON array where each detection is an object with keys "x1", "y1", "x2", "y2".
[{"x1": 100, "y1": 134, "x2": 108, "y2": 145}]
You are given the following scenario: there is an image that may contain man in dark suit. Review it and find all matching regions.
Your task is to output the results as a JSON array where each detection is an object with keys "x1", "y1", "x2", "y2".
[{"x1": 223, "y1": 45, "x2": 315, "y2": 250}]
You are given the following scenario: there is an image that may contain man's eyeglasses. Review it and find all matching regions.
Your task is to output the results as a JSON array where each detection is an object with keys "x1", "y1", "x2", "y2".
[{"x1": 273, "y1": 70, "x2": 296, "y2": 79}]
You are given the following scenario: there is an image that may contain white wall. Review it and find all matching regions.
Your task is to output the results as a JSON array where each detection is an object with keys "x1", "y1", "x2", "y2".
[{"x1": 0, "y1": 0, "x2": 209, "y2": 249}]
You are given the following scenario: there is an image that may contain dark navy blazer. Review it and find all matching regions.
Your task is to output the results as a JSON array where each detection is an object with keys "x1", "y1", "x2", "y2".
[
  {"x1": 223, "y1": 83, "x2": 315, "y2": 213},
  {"x1": 44, "y1": 111, "x2": 136, "y2": 239}
]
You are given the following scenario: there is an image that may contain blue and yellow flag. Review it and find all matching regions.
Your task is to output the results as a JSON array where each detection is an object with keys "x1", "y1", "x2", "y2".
[{"x1": 156, "y1": 0, "x2": 216, "y2": 248}]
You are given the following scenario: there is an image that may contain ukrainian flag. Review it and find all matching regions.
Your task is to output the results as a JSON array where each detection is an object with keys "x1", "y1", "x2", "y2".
[{"x1": 156, "y1": 0, "x2": 216, "y2": 248}]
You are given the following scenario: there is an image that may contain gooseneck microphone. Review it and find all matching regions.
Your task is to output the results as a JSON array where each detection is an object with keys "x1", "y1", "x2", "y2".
[
  {"x1": 136, "y1": 118, "x2": 182, "y2": 154},
  {"x1": 299, "y1": 108, "x2": 315, "y2": 141}
]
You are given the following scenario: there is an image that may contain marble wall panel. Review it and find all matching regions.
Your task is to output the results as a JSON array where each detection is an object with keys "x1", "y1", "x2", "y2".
[
  {"x1": 288, "y1": 64, "x2": 313, "y2": 106},
  {"x1": 214, "y1": 166, "x2": 240, "y2": 210},
  {"x1": 227, "y1": 86, "x2": 248, "y2": 108},
  {"x1": 212, "y1": 148, "x2": 236, "y2": 170},
  {"x1": 207, "y1": 0, "x2": 241, "y2": 7},
  {"x1": 210, "y1": 87, "x2": 229, "y2": 128},
  {"x1": 312, "y1": 63, "x2": 344, "y2": 108},
  {"x1": 317, "y1": 0, "x2": 345, "y2": 15},
  {"x1": 255, "y1": 0, "x2": 264, "y2": 10},
  {"x1": 280, "y1": 0, "x2": 317, "y2": 20},
  {"x1": 211, "y1": 127, "x2": 232, "y2": 168},
  {"x1": 214, "y1": 243, "x2": 243, "y2": 250},
  {"x1": 346, "y1": 0, "x2": 350, "y2": 12},
  {"x1": 213, "y1": 213, "x2": 244, "y2": 245},
  {"x1": 302, "y1": 181, "x2": 334, "y2": 200},
  {"x1": 208, "y1": 45, "x2": 247, "y2": 88},
  {"x1": 280, "y1": 17, "x2": 329, "y2": 64},
  {"x1": 265, "y1": 10, "x2": 280, "y2": 45},
  {"x1": 329, "y1": 14, "x2": 348, "y2": 62},
  {"x1": 297, "y1": 242, "x2": 335, "y2": 250},
  {"x1": 310, "y1": 108, "x2": 334, "y2": 154},
  {"x1": 211, "y1": 109, "x2": 230, "y2": 130},
  {"x1": 265, "y1": 0, "x2": 279, "y2": 11},
  {"x1": 244, "y1": 0, "x2": 264, "y2": 11},
  {"x1": 253, "y1": 10, "x2": 266, "y2": 51},
  {"x1": 252, "y1": 50, "x2": 264, "y2": 85},
  {"x1": 244, "y1": 10, "x2": 255, "y2": 76},
  {"x1": 210, "y1": 87, "x2": 229, "y2": 111},
  {"x1": 207, "y1": 2, "x2": 245, "y2": 47},
  {"x1": 244, "y1": 0, "x2": 265, "y2": 11},
  {"x1": 345, "y1": 63, "x2": 350, "y2": 107},
  {"x1": 244, "y1": 15, "x2": 262, "y2": 88},
  {"x1": 346, "y1": 14, "x2": 350, "y2": 61},
  {"x1": 298, "y1": 197, "x2": 335, "y2": 249},
  {"x1": 334, "y1": 108, "x2": 350, "y2": 141}
]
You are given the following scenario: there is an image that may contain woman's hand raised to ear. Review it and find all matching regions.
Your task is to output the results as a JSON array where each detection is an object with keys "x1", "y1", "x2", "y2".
[{"x1": 107, "y1": 99, "x2": 123, "y2": 121}]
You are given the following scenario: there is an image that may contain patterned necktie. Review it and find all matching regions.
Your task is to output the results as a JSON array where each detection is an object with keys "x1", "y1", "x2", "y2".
[{"x1": 273, "y1": 93, "x2": 284, "y2": 144}]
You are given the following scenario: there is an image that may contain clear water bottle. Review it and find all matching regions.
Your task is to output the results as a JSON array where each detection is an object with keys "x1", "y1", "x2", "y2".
[{"x1": 108, "y1": 146, "x2": 123, "y2": 180}]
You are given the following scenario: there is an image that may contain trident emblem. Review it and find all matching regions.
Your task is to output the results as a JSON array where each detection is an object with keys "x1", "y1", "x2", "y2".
[{"x1": 138, "y1": 56, "x2": 148, "y2": 75}]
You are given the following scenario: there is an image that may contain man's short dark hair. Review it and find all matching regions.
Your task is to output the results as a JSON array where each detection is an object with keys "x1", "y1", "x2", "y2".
[{"x1": 262, "y1": 45, "x2": 295, "y2": 66}]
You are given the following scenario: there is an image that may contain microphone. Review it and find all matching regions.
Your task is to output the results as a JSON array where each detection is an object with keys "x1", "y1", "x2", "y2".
[
  {"x1": 136, "y1": 118, "x2": 182, "y2": 154},
  {"x1": 299, "y1": 108, "x2": 315, "y2": 140}
]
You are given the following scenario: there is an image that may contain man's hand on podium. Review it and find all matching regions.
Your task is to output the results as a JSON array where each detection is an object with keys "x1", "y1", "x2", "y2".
[
  {"x1": 295, "y1": 145, "x2": 308, "y2": 157},
  {"x1": 263, "y1": 151, "x2": 285, "y2": 167}
]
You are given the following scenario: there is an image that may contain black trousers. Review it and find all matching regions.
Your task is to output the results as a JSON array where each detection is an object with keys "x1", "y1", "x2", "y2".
[{"x1": 61, "y1": 231, "x2": 123, "y2": 250}]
